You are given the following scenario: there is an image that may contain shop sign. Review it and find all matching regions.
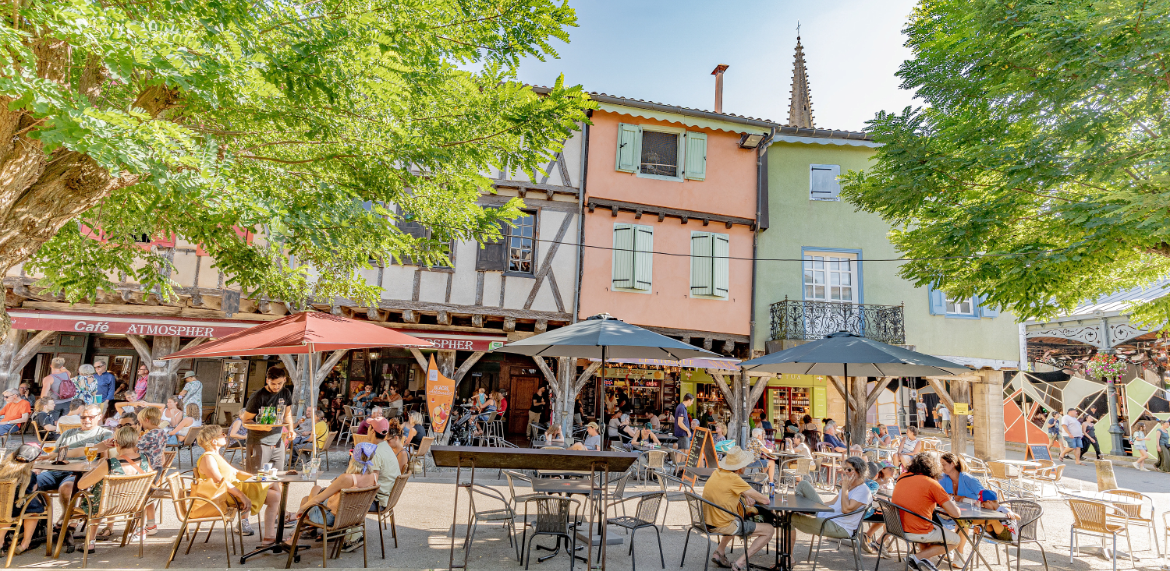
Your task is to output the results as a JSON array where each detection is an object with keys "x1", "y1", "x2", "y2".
[
  {"x1": 602, "y1": 368, "x2": 664, "y2": 380},
  {"x1": 399, "y1": 330, "x2": 507, "y2": 352},
  {"x1": 9, "y1": 310, "x2": 253, "y2": 337},
  {"x1": 953, "y1": 403, "x2": 969, "y2": 415}
]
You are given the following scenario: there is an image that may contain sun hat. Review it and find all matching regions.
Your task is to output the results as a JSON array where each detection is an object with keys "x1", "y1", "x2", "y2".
[
  {"x1": 719, "y1": 446, "x2": 756, "y2": 471},
  {"x1": 183, "y1": 371, "x2": 197, "y2": 379}
]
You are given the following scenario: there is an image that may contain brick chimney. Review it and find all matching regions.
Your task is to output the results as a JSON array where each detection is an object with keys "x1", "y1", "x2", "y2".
[{"x1": 711, "y1": 64, "x2": 729, "y2": 113}]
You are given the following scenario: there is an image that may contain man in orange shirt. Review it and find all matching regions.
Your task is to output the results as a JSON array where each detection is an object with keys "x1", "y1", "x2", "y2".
[
  {"x1": 891, "y1": 453, "x2": 961, "y2": 571},
  {"x1": 0, "y1": 389, "x2": 31, "y2": 436}
]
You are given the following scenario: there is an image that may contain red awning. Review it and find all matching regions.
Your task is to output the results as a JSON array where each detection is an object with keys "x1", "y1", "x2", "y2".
[{"x1": 9, "y1": 309, "x2": 260, "y2": 338}]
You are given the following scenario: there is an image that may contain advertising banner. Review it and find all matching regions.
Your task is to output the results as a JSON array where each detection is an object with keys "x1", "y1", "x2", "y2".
[{"x1": 426, "y1": 355, "x2": 455, "y2": 434}]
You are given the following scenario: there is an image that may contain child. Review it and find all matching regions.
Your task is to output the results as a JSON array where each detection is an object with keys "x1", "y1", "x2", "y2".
[
  {"x1": 972, "y1": 490, "x2": 1019, "y2": 541},
  {"x1": 1131, "y1": 421, "x2": 1150, "y2": 471}
]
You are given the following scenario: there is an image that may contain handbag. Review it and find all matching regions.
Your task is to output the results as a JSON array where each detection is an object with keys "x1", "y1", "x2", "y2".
[{"x1": 188, "y1": 476, "x2": 236, "y2": 519}]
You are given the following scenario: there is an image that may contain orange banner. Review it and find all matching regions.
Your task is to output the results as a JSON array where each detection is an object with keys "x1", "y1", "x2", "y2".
[{"x1": 426, "y1": 355, "x2": 455, "y2": 434}]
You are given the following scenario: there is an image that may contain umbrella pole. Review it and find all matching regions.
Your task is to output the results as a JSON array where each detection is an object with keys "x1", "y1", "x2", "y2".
[
  {"x1": 844, "y1": 364, "x2": 851, "y2": 451},
  {"x1": 600, "y1": 346, "x2": 607, "y2": 448}
]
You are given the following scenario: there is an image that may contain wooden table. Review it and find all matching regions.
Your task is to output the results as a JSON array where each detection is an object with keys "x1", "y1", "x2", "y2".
[
  {"x1": 238, "y1": 472, "x2": 317, "y2": 564},
  {"x1": 33, "y1": 460, "x2": 98, "y2": 472},
  {"x1": 757, "y1": 493, "x2": 833, "y2": 571}
]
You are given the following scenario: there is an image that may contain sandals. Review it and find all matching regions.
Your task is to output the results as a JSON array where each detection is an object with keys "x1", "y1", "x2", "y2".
[
  {"x1": 94, "y1": 528, "x2": 113, "y2": 541},
  {"x1": 731, "y1": 561, "x2": 748, "y2": 571},
  {"x1": 711, "y1": 552, "x2": 732, "y2": 568}
]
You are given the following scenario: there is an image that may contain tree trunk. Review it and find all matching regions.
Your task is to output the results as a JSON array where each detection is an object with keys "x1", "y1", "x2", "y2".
[
  {"x1": 847, "y1": 377, "x2": 867, "y2": 449},
  {"x1": 950, "y1": 378, "x2": 970, "y2": 455},
  {"x1": 555, "y1": 357, "x2": 575, "y2": 439}
]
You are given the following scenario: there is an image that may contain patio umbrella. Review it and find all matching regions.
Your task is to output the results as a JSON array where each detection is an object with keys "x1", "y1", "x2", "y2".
[
  {"x1": 163, "y1": 310, "x2": 433, "y2": 459},
  {"x1": 738, "y1": 331, "x2": 970, "y2": 447},
  {"x1": 494, "y1": 313, "x2": 719, "y2": 440}
]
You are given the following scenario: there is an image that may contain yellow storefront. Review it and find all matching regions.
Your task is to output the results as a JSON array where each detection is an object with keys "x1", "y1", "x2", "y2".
[{"x1": 678, "y1": 370, "x2": 833, "y2": 426}]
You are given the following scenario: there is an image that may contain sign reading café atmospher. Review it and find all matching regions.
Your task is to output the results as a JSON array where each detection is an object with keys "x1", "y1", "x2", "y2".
[{"x1": 9, "y1": 309, "x2": 255, "y2": 337}]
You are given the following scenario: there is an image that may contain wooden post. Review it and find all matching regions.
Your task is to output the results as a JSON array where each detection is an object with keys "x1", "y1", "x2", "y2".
[
  {"x1": 972, "y1": 370, "x2": 1006, "y2": 460},
  {"x1": 0, "y1": 329, "x2": 54, "y2": 391},
  {"x1": 847, "y1": 376, "x2": 867, "y2": 448},
  {"x1": 949, "y1": 378, "x2": 970, "y2": 455},
  {"x1": 146, "y1": 336, "x2": 179, "y2": 403}
]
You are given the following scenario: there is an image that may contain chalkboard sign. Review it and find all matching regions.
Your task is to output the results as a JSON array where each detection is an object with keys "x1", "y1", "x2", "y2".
[
  {"x1": 685, "y1": 427, "x2": 710, "y2": 468},
  {"x1": 1026, "y1": 444, "x2": 1052, "y2": 461},
  {"x1": 700, "y1": 430, "x2": 719, "y2": 469},
  {"x1": 886, "y1": 425, "x2": 901, "y2": 438}
]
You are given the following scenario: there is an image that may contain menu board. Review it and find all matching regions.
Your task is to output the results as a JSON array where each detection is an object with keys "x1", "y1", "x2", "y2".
[
  {"x1": 1027, "y1": 444, "x2": 1052, "y2": 461},
  {"x1": 685, "y1": 427, "x2": 711, "y2": 468}
]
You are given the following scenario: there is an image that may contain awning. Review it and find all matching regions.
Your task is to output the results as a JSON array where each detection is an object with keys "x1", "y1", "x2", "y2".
[
  {"x1": 8, "y1": 309, "x2": 261, "y2": 338},
  {"x1": 398, "y1": 330, "x2": 507, "y2": 352},
  {"x1": 588, "y1": 357, "x2": 741, "y2": 371}
]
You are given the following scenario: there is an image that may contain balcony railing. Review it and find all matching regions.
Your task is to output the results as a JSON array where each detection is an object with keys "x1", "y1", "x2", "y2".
[{"x1": 770, "y1": 298, "x2": 905, "y2": 345}]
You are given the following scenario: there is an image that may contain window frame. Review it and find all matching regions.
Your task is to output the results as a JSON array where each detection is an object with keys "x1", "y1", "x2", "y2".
[
  {"x1": 502, "y1": 209, "x2": 538, "y2": 278},
  {"x1": 690, "y1": 231, "x2": 730, "y2": 300},
  {"x1": 635, "y1": 125, "x2": 687, "y2": 182},
  {"x1": 391, "y1": 205, "x2": 454, "y2": 271},
  {"x1": 801, "y1": 248, "x2": 861, "y2": 303},
  {"x1": 945, "y1": 296, "x2": 976, "y2": 317}
]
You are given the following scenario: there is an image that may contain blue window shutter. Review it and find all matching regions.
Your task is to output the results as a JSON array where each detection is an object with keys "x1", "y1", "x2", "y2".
[
  {"x1": 713, "y1": 233, "x2": 729, "y2": 296},
  {"x1": 616, "y1": 124, "x2": 641, "y2": 173},
  {"x1": 633, "y1": 225, "x2": 654, "y2": 290},
  {"x1": 691, "y1": 232, "x2": 713, "y2": 296},
  {"x1": 684, "y1": 132, "x2": 707, "y2": 181},
  {"x1": 612, "y1": 224, "x2": 634, "y2": 288},
  {"x1": 928, "y1": 285, "x2": 947, "y2": 315},
  {"x1": 810, "y1": 164, "x2": 842, "y2": 201},
  {"x1": 977, "y1": 295, "x2": 1000, "y2": 318}
]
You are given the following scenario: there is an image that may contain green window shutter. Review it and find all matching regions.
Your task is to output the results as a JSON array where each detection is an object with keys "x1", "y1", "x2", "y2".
[
  {"x1": 713, "y1": 233, "x2": 729, "y2": 296},
  {"x1": 612, "y1": 224, "x2": 635, "y2": 288},
  {"x1": 633, "y1": 225, "x2": 654, "y2": 290},
  {"x1": 684, "y1": 132, "x2": 707, "y2": 181},
  {"x1": 615, "y1": 123, "x2": 642, "y2": 173},
  {"x1": 691, "y1": 232, "x2": 713, "y2": 296}
]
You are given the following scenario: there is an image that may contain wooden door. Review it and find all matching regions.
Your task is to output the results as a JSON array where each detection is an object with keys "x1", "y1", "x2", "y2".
[{"x1": 508, "y1": 376, "x2": 540, "y2": 435}]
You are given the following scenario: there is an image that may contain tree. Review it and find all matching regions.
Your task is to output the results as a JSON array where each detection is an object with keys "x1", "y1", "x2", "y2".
[
  {"x1": 841, "y1": 0, "x2": 1170, "y2": 325},
  {"x1": 0, "y1": 0, "x2": 591, "y2": 335}
]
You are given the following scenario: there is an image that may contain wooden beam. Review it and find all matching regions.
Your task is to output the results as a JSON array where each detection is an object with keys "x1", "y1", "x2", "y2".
[
  {"x1": 11, "y1": 330, "x2": 55, "y2": 372},
  {"x1": 531, "y1": 356, "x2": 558, "y2": 387},
  {"x1": 471, "y1": 315, "x2": 484, "y2": 328},
  {"x1": 315, "y1": 350, "x2": 348, "y2": 380},
  {"x1": 408, "y1": 348, "x2": 430, "y2": 372},
  {"x1": 827, "y1": 376, "x2": 848, "y2": 402},
  {"x1": 437, "y1": 310, "x2": 450, "y2": 325},
  {"x1": 924, "y1": 377, "x2": 956, "y2": 409},
  {"x1": 503, "y1": 317, "x2": 517, "y2": 332},
  {"x1": 125, "y1": 334, "x2": 153, "y2": 364},
  {"x1": 166, "y1": 337, "x2": 206, "y2": 375},
  {"x1": 535, "y1": 319, "x2": 548, "y2": 333},
  {"x1": 401, "y1": 310, "x2": 420, "y2": 324},
  {"x1": 866, "y1": 377, "x2": 896, "y2": 411}
]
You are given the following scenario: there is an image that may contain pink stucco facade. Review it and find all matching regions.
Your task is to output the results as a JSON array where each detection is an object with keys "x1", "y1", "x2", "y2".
[{"x1": 578, "y1": 109, "x2": 758, "y2": 336}]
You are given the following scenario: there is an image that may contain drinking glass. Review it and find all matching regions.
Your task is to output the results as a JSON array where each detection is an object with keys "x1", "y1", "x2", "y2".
[{"x1": 84, "y1": 446, "x2": 97, "y2": 462}]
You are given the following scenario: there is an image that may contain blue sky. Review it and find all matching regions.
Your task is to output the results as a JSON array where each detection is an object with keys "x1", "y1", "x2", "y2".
[{"x1": 517, "y1": 0, "x2": 921, "y2": 132}]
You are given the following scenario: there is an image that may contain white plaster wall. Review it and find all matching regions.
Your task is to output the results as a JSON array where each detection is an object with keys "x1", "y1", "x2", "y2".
[
  {"x1": 417, "y1": 271, "x2": 447, "y2": 303},
  {"x1": 381, "y1": 266, "x2": 415, "y2": 300},
  {"x1": 481, "y1": 273, "x2": 503, "y2": 307}
]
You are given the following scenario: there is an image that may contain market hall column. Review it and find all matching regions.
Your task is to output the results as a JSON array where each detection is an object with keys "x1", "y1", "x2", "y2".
[{"x1": 125, "y1": 335, "x2": 206, "y2": 404}]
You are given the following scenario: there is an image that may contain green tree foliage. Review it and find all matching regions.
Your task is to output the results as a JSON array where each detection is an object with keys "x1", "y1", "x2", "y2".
[
  {"x1": 0, "y1": 0, "x2": 590, "y2": 324},
  {"x1": 841, "y1": 0, "x2": 1170, "y2": 324}
]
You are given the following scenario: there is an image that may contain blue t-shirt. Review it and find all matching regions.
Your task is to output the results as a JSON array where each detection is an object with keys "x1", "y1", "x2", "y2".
[
  {"x1": 824, "y1": 433, "x2": 847, "y2": 450},
  {"x1": 938, "y1": 471, "x2": 983, "y2": 500},
  {"x1": 674, "y1": 403, "x2": 691, "y2": 437}
]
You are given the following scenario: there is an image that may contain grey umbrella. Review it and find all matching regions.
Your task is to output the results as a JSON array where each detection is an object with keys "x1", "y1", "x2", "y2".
[
  {"x1": 738, "y1": 331, "x2": 970, "y2": 448},
  {"x1": 494, "y1": 313, "x2": 719, "y2": 441}
]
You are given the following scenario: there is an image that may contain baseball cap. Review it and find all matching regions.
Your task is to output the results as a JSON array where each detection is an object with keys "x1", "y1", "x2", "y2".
[
  {"x1": 13, "y1": 444, "x2": 40, "y2": 463},
  {"x1": 368, "y1": 418, "x2": 390, "y2": 434},
  {"x1": 978, "y1": 490, "x2": 998, "y2": 502}
]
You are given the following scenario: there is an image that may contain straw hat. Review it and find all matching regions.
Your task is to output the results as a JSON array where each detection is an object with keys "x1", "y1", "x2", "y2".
[{"x1": 719, "y1": 446, "x2": 756, "y2": 471}]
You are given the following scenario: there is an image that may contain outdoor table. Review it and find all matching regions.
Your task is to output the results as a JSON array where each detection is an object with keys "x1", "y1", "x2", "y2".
[
  {"x1": 941, "y1": 504, "x2": 1007, "y2": 571},
  {"x1": 238, "y1": 471, "x2": 316, "y2": 564},
  {"x1": 33, "y1": 459, "x2": 98, "y2": 473},
  {"x1": 757, "y1": 493, "x2": 833, "y2": 571},
  {"x1": 998, "y1": 459, "x2": 1040, "y2": 495},
  {"x1": 535, "y1": 469, "x2": 593, "y2": 478},
  {"x1": 431, "y1": 446, "x2": 638, "y2": 570}
]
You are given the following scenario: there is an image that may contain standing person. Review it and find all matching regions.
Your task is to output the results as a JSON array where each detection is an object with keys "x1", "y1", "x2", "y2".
[
  {"x1": 17, "y1": 383, "x2": 32, "y2": 408},
  {"x1": 177, "y1": 371, "x2": 203, "y2": 412},
  {"x1": 0, "y1": 389, "x2": 31, "y2": 437},
  {"x1": 528, "y1": 386, "x2": 547, "y2": 442},
  {"x1": 1153, "y1": 420, "x2": 1170, "y2": 472},
  {"x1": 892, "y1": 453, "x2": 962, "y2": 571},
  {"x1": 1044, "y1": 411, "x2": 1061, "y2": 454},
  {"x1": 915, "y1": 398, "x2": 926, "y2": 429},
  {"x1": 1060, "y1": 407, "x2": 1084, "y2": 465},
  {"x1": 674, "y1": 393, "x2": 694, "y2": 462},
  {"x1": 937, "y1": 404, "x2": 951, "y2": 437},
  {"x1": 92, "y1": 360, "x2": 117, "y2": 405},
  {"x1": 132, "y1": 363, "x2": 149, "y2": 402},
  {"x1": 41, "y1": 357, "x2": 76, "y2": 418},
  {"x1": 72, "y1": 365, "x2": 99, "y2": 405},
  {"x1": 1130, "y1": 421, "x2": 1149, "y2": 471},
  {"x1": 241, "y1": 366, "x2": 294, "y2": 474},
  {"x1": 702, "y1": 447, "x2": 775, "y2": 571},
  {"x1": 1081, "y1": 415, "x2": 1102, "y2": 461}
]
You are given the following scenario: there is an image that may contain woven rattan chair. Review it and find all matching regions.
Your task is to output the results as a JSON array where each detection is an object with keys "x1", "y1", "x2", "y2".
[
  {"x1": 294, "y1": 430, "x2": 337, "y2": 471},
  {"x1": 53, "y1": 469, "x2": 155, "y2": 568},
  {"x1": 520, "y1": 494, "x2": 581, "y2": 570},
  {"x1": 0, "y1": 480, "x2": 53, "y2": 567},
  {"x1": 166, "y1": 429, "x2": 201, "y2": 469},
  {"x1": 1068, "y1": 498, "x2": 1134, "y2": 571},
  {"x1": 1102, "y1": 489, "x2": 1160, "y2": 556},
  {"x1": 652, "y1": 468, "x2": 694, "y2": 527},
  {"x1": 780, "y1": 457, "x2": 817, "y2": 488},
  {"x1": 872, "y1": 497, "x2": 955, "y2": 571},
  {"x1": 372, "y1": 474, "x2": 409, "y2": 557},
  {"x1": 285, "y1": 484, "x2": 379, "y2": 568},
  {"x1": 640, "y1": 450, "x2": 668, "y2": 483},
  {"x1": 27, "y1": 421, "x2": 44, "y2": 444},
  {"x1": 352, "y1": 432, "x2": 376, "y2": 447},
  {"x1": 408, "y1": 436, "x2": 434, "y2": 476},
  {"x1": 56, "y1": 422, "x2": 81, "y2": 435},
  {"x1": 606, "y1": 491, "x2": 665, "y2": 569},
  {"x1": 163, "y1": 472, "x2": 242, "y2": 568},
  {"x1": 983, "y1": 499, "x2": 1049, "y2": 571},
  {"x1": 680, "y1": 491, "x2": 752, "y2": 571}
]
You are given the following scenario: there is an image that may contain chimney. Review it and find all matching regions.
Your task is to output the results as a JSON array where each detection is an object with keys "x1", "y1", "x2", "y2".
[{"x1": 711, "y1": 64, "x2": 729, "y2": 113}]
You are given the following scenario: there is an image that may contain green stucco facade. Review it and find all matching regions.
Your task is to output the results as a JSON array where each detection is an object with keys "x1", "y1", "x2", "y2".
[{"x1": 752, "y1": 140, "x2": 1021, "y2": 365}]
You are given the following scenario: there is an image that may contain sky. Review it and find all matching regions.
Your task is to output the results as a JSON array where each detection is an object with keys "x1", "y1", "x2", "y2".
[{"x1": 516, "y1": 0, "x2": 921, "y2": 132}]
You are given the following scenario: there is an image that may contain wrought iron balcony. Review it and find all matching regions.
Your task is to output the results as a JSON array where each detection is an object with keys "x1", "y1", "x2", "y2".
[{"x1": 770, "y1": 298, "x2": 905, "y2": 345}]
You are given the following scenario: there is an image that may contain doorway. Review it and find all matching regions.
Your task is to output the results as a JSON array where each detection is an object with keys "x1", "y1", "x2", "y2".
[{"x1": 508, "y1": 376, "x2": 540, "y2": 436}]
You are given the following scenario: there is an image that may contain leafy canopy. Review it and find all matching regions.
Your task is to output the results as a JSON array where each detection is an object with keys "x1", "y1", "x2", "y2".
[
  {"x1": 840, "y1": 0, "x2": 1170, "y2": 325},
  {"x1": 2, "y1": 0, "x2": 590, "y2": 307}
]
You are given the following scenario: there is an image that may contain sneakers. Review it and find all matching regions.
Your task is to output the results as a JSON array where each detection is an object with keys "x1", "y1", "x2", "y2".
[
  {"x1": 860, "y1": 540, "x2": 876, "y2": 554},
  {"x1": 144, "y1": 523, "x2": 158, "y2": 536},
  {"x1": 906, "y1": 555, "x2": 921, "y2": 570},
  {"x1": 239, "y1": 518, "x2": 255, "y2": 536},
  {"x1": 907, "y1": 555, "x2": 939, "y2": 571}
]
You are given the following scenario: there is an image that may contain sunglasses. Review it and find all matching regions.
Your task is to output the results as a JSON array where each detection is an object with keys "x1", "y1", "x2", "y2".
[{"x1": 81, "y1": 414, "x2": 100, "y2": 419}]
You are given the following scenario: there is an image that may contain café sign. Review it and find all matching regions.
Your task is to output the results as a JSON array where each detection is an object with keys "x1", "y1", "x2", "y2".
[{"x1": 9, "y1": 309, "x2": 254, "y2": 338}]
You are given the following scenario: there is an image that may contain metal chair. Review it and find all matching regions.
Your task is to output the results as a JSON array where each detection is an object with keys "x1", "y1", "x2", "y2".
[
  {"x1": 1067, "y1": 498, "x2": 1134, "y2": 570},
  {"x1": 54, "y1": 469, "x2": 155, "y2": 568},
  {"x1": 806, "y1": 504, "x2": 870, "y2": 571},
  {"x1": 605, "y1": 491, "x2": 666, "y2": 569},
  {"x1": 640, "y1": 450, "x2": 667, "y2": 483},
  {"x1": 983, "y1": 499, "x2": 1049, "y2": 571},
  {"x1": 503, "y1": 471, "x2": 540, "y2": 515},
  {"x1": 679, "y1": 491, "x2": 752, "y2": 571},
  {"x1": 285, "y1": 485, "x2": 379, "y2": 568},
  {"x1": 0, "y1": 480, "x2": 53, "y2": 567},
  {"x1": 464, "y1": 483, "x2": 520, "y2": 561},
  {"x1": 371, "y1": 474, "x2": 409, "y2": 557},
  {"x1": 163, "y1": 471, "x2": 243, "y2": 568},
  {"x1": 520, "y1": 495, "x2": 581, "y2": 570},
  {"x1": 294, "y1": 430, "x2": 337, "y2": 471},
  {"x1": 872, "y1": 497, "x2": 955, "y2": 571},
  {"x1": 780, "y1": 457, "x2": 817, "y2": 488},
  {"x1": 652, "y1": 468, "x2": 694, "y2": 527},
  {"x1": 1102, "y1": 489, "x2": 1160, "y2": 556}
]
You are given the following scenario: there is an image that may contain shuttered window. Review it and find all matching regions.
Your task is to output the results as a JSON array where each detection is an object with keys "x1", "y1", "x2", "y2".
[
  {"x1": 684, "y1": 132, "x2": 707, "y2": 181},
  {"x1": 392, "y1": 206, "x2": 451, "y2": 268},
  {"x1": 691, "y1": 232, "x2": 729, "y2": 298},
  {"x1": 614, "y1": 124, "x2": 707, "y2": 182},
  {"x1": 616, "y1": 123, "x2": 642, "y2": 173},
  {"x1": 810, "y1": 164, "x2": 842, "y2": 201},
  {"x1": 476, "y1": 209, "x2": 537, "y2": 274},
  {"x1": 612, "y1": 223, "x2": 653, "y2": 291}
]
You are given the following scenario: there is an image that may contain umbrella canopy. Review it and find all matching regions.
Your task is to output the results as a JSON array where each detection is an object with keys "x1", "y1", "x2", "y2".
[
  {"x1": 493, "y1": 313, "x2": 720, "y2": 360},
  {"x1": 738, "y1": 331, "x2": 970, "y2": 377},
  {"x1": 162, "y1": 311, "x2": 433, "y2": 360}
]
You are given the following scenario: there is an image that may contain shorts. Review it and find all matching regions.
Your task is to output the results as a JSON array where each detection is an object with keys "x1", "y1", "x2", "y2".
[
  {"x1": 35, "y1": 470, "x2": 77, "y2": 492},
  {"x1": 307, "y1": 506, "x2": 335, "y2": 526},
  {"x1": 1064, "y1": 436, "x2": 1082, "y2": 448},
  {"x1": 676, "y1": 435, "x2": 691, "y2": 451},
  {"x1": 0, "y1": 424, "x2": 20, "y2": 436},
  {"x1": 791, "y1": 514, "x2": 851, "y2": 538},
  {"x1": 1133, "y1": 443, "x2": 1147, "y2": 451},
  {"x1": 712, "y1": 519, "x2": 757, "y2": 536},
  {"x1": 19, "y1": 495, "x2": 45, "y2": 515},
  {"x1": 905, "y1": 527, "x2": 961, "y2": 546},
  {"x1": 369, "y1": 498, "x2": 382, "y2": 513}
]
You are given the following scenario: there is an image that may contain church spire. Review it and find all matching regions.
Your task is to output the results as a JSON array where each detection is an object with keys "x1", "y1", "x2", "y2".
[{"x1": 788, "y1": 33, "x2": 815, "y2": 129}]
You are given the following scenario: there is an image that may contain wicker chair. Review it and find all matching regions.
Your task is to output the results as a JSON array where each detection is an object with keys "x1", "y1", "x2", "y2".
[
  {"x1": 679, "y1": 491, "x2": 752, "y2": 571},
  {"x1": 780, "y1": 457, "x2": 817, "y2": 488},
  {"x1": 408, "y1": 436, "x2": 434, "y2": 476},
  {"x1": 519, "y1": 495, "x2": 581, "y2": 570},
  {"x1": 27, "y1": 421, "x2": 45, "y2": 445},
  {"x1": 352, "y1": 432, "x2": 376, "y2": 447},
  {"x1": 1067, "y1": 498, "x2": 1134, "y2": 570},
  {"x1": 605, "y1": 491, "x2": 666, "y2": 569},
  {"x1": 53, "y1": 469, "x2": 155, "y2": 568},
  {"x1": 166, "y1": 429, "x2": 201, "y2": 469},
  {"x1": 1031, "y1": 463, "x2": 1065, "y2": 496},
  {"x1": 163, "y1": 471, "x2": 242, "y2": 568},
  {"x1": 1102, "y1": 489, "x2": 1160, "y2": 556},
  {"x1": 56, "y1": 422, "x2": 81, "y2": 435},
  {"x1": 0, "y1": 480, "x2": 53, "y2": 567},
  {"x1": 371, "y1": 474, "x2": 410, "y2": 558},
  {"x1": 294, "y1": 430, "x2": 337, "y2": 471},
  {"x1": 982, "y1": 499, "x2": 1049, "y2": 571},
  {"x1": 872, "y1": 497, "x2": 955, "y2": 571},
  {"x1": 285, "y1": 484, "x2": 379, "y2": 568}
]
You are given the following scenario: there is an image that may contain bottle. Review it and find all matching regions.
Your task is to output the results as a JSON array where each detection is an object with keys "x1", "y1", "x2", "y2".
[{"x1": 769, "y1": 482, "x2": 775, "y2": 503}]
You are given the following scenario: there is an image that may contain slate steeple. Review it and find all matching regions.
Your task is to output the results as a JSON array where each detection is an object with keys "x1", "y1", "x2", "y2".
[{"x1": 788, "y1": 34, "x2": 815, "y2": 129}]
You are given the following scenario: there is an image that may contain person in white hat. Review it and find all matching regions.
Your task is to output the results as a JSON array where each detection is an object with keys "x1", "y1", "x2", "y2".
[
  {"x1": 702, "y1": 446, "x2": 774, "y2": 571},
  {"x1": 178, "y1": 371, "x2": 203, "y2": 411}
]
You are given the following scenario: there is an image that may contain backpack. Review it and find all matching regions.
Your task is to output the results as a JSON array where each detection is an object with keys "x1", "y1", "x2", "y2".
[{"x1": 57, "y1": 376, "x2": 77, "y2": 400}]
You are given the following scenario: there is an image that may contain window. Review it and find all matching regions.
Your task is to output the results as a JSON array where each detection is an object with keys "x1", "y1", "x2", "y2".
[
  {"x1": 612, "y1": 223, "x2": 653, "y2": 291},
  {"x1": 946, "y1": 297, "x2": 975, "y2": 316},
  {"x1": 927, "y1": 285, "x2": 1000, "y2": 318},
  {"x1": 475, "y1": 210, "x2": 537, "y2": 275},
  {"x1": 810, "y1": 164, "x2": 842, "y2": 201},
  {"x1": 691, "y1": 232, "x2": 729, "y2": 298},
  {"x1": 803, "y1": 253, "x2": 856, "y2": 302},
  {"x1": 392, "y1": 206, "x2": 451, "y2": 268},
  {"x1": 615, "y1": 123, "x2": 707, "y2": 181}
]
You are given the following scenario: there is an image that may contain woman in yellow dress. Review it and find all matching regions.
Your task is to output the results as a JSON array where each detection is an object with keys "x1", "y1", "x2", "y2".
[{"x1": 193, "y1": 425, "x2": 281, "y2": 543}]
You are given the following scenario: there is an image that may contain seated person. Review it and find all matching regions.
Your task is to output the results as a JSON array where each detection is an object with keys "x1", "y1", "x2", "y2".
[
  {"x1": 0, "y1": 389, "x2": 31, "y2": 436},
  {"x1": 969, "y1": 490, "x2": 1019, "y2": 541},
  {"x1": 383, "y1": 387, "x2": 403, "y2": 418},
  {"x1": 227, "y1": 411, "x2": 248, "y2": 446},
  {"x1": 790, "y1": 456, "x2": 872, "y2": 552},
  {"x1": 402, "y1": 411, "x2": 424, "y2": 449},
  {"x1": 352, "y1": 384, "x2": 374, "y2": 413},
  {"x1": 543, "y1": 424, "x2": 565, "y2": 445},
  {"x1": 581, "y1": 422, "x2": 602, "y2": 451},
  {"x1": 71, "y1": 426, "x2": 152, "y2": 551},
  {"x1": 897, "y1": 426, "x2": 924, "y2": 469},
  {"x1": 892, "y1": 453, "x2": 962, "y2": 571},
  {"x1": 702, "y1": 447, "x2": 775, "y2": 571},
  {"x1": 295, "y1": 442, "x2": 379, "y2": 537},
  {"x1": 822, "y1": 420, "x2": 848, "y2": 453},
  {"x1": 746, "y1": 427, "x2": 777, "y2": 483},
  {"x1": 606, "y1": 415, "x2": 623, "y2": 439},
  {"x1": 791, "y1": 433, "x2": 813, "y2": 457},
  {"x1": 0, "y1": 444, "x2": 45, "y2": 555},
  {"x1": 648, "y1": 412, "x2": 662, "y2": 431},
  {"x1": 166, "y1": 403, "x2": 202, "y2": 445},
  {"x1": 862, "y1": 461, "x2": 898, "y2": 553},
  {"x1": 291, "y1": 408, "x2": 328, "y2": 455},
  {"x1": 354, "y1": 407, "x2": 386, "y2": 435},
  {"x1": 31, "y1": 397, "x2": 59, "y2": 438},
  {"x1": 873, "y1": 424, "x2": 894, "y2": 447},
  {"x1": 631, "y1": 423, "x2": 661, "y2": 446},
  {"x1": 937, "y1": 452, "x2": 985, "y2": 558},
  {"x1": 43, "y1": 399, "x2": 85, "y2": 436},
  {"x1": 712, "y1": 422, "x2": 729, "y2": 441},
  {"x1": 37, "y1": 405, "x2": 112, "y2": 519}
]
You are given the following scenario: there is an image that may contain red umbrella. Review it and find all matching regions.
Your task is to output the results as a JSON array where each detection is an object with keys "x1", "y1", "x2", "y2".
[{"x1": 163, "y1": 310, "x2": 433, "y2": 359}]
